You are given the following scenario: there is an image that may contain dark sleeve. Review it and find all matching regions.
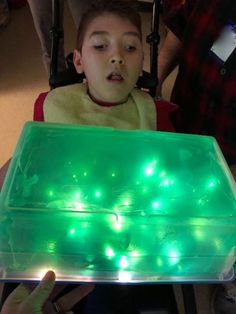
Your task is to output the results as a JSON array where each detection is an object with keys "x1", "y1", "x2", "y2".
[{"x1": 162, "y1": 0, "x2": 194, "y2": 40}]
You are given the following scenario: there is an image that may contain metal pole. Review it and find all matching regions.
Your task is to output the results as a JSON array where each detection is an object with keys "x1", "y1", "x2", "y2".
[
  {"x1": 50, "y1": 0, "x2": 63, "y2": 78},
  {"x1": 146, "y1": 0, "x2": 162, "y2": 96}
]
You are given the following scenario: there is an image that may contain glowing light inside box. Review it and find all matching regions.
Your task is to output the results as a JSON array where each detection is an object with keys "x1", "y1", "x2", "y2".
[
  {"x1": 157, "y1": 257, "x2": 163, "y2": 267},
  {"x1": 197, "y1": 199, "x2": 204, "y2": 205},
  {"x1": 145, "y1": 166, "x2": 154, "y2": 176},
  {"x1": 105, "y1": 247, "x2": 115, "y2": 257},
  {"x1": 69, "y1": 228, "x2": 76, "y2": 235},
  {"x1": 119, "y1": 256, "x2": 129, "y2": 268},
  {"x1": 129, "y1": 250, "x2": 140, "y2": 257},
  {"x1": 109, "y1": 214, "x2": 123, "y2": 231},
  {"x1": 123, "y1": 200, "x2": 129, "y2": 206},
  {"x1": 112, "y1": 222, "x2": 123, "y2": 231},
  {"x1": 95, "y1": 191, "x2": 101, "y2": 198},
  {"x1": 194, "y1": 229, "x2": 204, "y2": 240},
  {"x1": 75, "y1": 192, "x2": 81, "y2": 199},
  {"x1": 73, "y1": 202, "x2": 83, "y2": 210},
  {"x1": 168, "y1": 250, "x2": 180, "y2": 265},
  {"x1": 47, "y1": 241, "x2": 56, "y2": 253},
  {"x1": 118, "y1": 271, "x2": 132, "y2": 282},
  {"x1": 214, "y1": 239, "x2": 222, "y2": 250},
  {"x1": 152, "y1": 201, "x2": 160, "y2": 209},
  {"x1": 207, "y1": 179, "x2": 217, "y2": 189}
]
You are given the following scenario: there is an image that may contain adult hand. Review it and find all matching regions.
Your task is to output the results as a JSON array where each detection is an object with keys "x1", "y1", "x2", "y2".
[{"x1": 1, "y1": 271, "x2": 95, "y2": 314}]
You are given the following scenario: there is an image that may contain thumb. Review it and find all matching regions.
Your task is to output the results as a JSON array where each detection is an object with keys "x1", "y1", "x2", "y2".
[{"x1": 27, "y1": 270, "x2": 56, "y2": 306}]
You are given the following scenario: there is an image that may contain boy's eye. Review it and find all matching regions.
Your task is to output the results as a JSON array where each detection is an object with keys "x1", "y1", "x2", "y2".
[
  {"x1": 93, "y1": 44, "x2": 107, "y2": 50},
  {"x1": 125, "y1": 45, "x2": 137, "y2": 52}
]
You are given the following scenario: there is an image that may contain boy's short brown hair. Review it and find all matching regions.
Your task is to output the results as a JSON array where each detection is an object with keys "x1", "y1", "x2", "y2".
[{"x1": 76, "y1": 0, "x2": 142, "y2": 52}]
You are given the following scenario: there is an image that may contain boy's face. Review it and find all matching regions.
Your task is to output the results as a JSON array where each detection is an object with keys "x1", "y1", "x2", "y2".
[{"x1": 74, "y1": 13, "x2": 144, "y2": 103}]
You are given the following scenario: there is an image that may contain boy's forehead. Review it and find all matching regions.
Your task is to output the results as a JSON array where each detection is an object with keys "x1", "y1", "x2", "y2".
[{"x1": 84, "y1": 13, "x2": 141, "y2": 38}]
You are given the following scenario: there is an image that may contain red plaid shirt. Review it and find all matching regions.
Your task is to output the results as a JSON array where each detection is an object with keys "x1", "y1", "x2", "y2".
[{"x1": 163, "y1": 0, "x2": 236, "y2": 165}]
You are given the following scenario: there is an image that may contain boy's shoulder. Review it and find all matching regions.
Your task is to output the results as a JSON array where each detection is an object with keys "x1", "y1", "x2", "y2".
[{"x1": 43, "y1": 83, "x2": 88, "y2": 123}]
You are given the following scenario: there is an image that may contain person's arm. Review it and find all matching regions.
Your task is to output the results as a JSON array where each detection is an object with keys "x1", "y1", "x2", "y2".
[{"x1": 157, "y1": 28, "x2": 182, "y2": 96}]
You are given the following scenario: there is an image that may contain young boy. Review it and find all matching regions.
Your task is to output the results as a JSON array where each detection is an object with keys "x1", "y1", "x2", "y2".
[
  {"x1": 43, "y1": 0, "x2": 158, "y2": 131},
  {"x1": 1, "y1": 1, "x2": 177, "y2": 313}
]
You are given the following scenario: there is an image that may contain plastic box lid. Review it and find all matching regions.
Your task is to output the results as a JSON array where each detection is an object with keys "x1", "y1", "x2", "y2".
[{"x1": 0, "y1": 122, "x2": 236, "y2": 283}]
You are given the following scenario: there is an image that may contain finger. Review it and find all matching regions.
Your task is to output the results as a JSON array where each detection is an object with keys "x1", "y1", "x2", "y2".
[
  {"x1": 56, "y1": 284, "x2": 95, "y2": 312},
  {"x1": 2, "y1": 284, "x2": 30, "y2": 306},
  {"x1": 27, "y1": 270, "x2": 56, "y2": 305},
  {"x1": 49, "y1": 284, "x2": 67, "y2": 301}
]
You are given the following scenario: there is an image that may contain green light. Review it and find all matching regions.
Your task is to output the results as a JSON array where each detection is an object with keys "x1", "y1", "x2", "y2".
[
  {"x1": 49, "y1": 190, "x2": 54, "y2": 197},
  {"x1": 95, "y1": 191, "x2": 101, "y2": 198},
  {"x1": 129, "y1": 250, "x2": 140, "y2": 257},
  {"x1": 177, "y1": 265, "x2": 183, "y2": 271},
  {"x1": 75, "y1": 192, "x2": 81, "y2": 199},
  {"x1": 169, "y1": 250, "x2": 180, "y2": 265},
  {"x1": 118, "y1": 271, "x2": 131, "y2": 282},
  {"x1": 111, "y1": 172, "x2": 116, "y2": 177},
  {"x1": 105, "y1": 247, "x2": 115, "y2": 257},
  {"x1": 123, "y1": 200, "x2": 129, "y2": 206},
  {"x1": 157, "y1": 257, "x2": 163, "y2": 267},
  {"x1": 69, "y1": 228, "x2": 76, "y2": 235},
  {"x1": 47, "y1": 241, "x2": 56, "y2": 253},
  {"x1": 119, "y1": 256, "x2": 129, "y2": 268},
  {"x1": 113, "y1": 222, "x2": 122, "y2": 231},
  {"x1": 160, "y1": 171, "x2": 166, "y2": 177},
  {"x1": 152, "y1": 201, "x2": 159, "y2": 209},
  {"x1": 73, "y1": 201, "x2": 83, "y2": 210},
  {"x1": 109, "y1": 215, "x2": 123, "y2": 231},
  {"x1": 214, "y1": 239, "x2": 222, "y2": 250},
  {"x1": 197, "y1": 199, "x2": 204, "y2": 205},
  {"x1": 194, "y1": 229, "x2": 204, "y2": 240},
  {"x1": 83, "y1": 172, "x2": 87, "y2": 176},
  {"x1": 208, "y1": 182, "x2": 216, "y2": 188},
  {"x1": 82, "y1": 222, "x2": 89, "y2": 228},
  {"x1": 145, "y1": 166, "x2": 154, "y2": 176}
]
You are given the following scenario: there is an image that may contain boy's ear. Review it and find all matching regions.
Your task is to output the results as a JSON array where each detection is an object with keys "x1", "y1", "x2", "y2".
[{"x1": 73, "y1": 49, "x2": 84, "y2": 74}]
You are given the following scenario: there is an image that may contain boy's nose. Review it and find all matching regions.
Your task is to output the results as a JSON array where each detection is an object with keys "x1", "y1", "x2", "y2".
[{"x1": 110, "y1": 55, "x2": 125, "y2": 65}]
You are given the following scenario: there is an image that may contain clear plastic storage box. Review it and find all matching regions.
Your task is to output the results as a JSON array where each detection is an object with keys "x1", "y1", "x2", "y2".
[{"x1": 0, "y1": 122, "x2": 236, "y2": 283}]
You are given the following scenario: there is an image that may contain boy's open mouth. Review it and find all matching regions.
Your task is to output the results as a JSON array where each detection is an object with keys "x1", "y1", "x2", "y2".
[{"x1": 107, "y1": 72, "x2": 124, "y2": 82}]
